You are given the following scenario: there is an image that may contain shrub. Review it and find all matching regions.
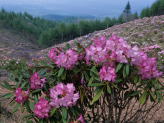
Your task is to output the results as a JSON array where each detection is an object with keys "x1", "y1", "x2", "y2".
[{"x1": 1, "y1": 35, "x2": 163, "y2": 123}]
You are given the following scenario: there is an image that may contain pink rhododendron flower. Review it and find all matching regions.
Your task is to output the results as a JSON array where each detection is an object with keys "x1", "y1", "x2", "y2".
[
  {"x1": 30, "y1": 72, "x2": 46, "y2": 90},
  {"x1": 137, "y1": 57, "x2": 163, "y2": 79},
  {"x1": 48, "y1": 48, "x2": 57, "y2": 61},
  {"x1": 85, "y1": 45, "x2": 109, "y2": 63},
  {"x1": 77, "y1": 114, "x2": 85, "y2": 123},
  {"x1": 55, "y1": 49, "x2": 79, "y2": 69},
  {"x1": 50, "y1": 83, "x2": 79, "y2": 108},
  {"x1": 105, "y1": 35, "x2": 131, "y2": 63},
  {"x1": 93, "y1": 36, "x2": 106, "y2": 48},
  {"x1": 49, "y1": 48, "x2": 79, "y2": 69},
  {"x1": 34, "y1": 98, "x2": 51, "y2": 119},
  {"x1": 128, "y1": 47, "x2": 148, "y2": 66},
  {"x1": 99, "y1": 65, "x2": 116, "y2": 82},
  {"x1": 15, "y1": 88, "x2": 29, "y2": 103},
  {"x1": 127, "y1": 46, "x2": 162, "y2": 79}
]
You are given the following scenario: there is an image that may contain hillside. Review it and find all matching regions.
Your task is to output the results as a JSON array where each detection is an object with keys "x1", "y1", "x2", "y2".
[
  {"x1": 36, "y1": 15, "x2": 164, "y2": 56},
  {"x1": 0, "y1": 27, "x2": 40, "y2": 60},
  {"x1": 0, "y1": 15, "x2": 163, "y2": 60}
]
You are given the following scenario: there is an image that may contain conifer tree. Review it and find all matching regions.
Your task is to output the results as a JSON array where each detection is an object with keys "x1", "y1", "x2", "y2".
[{"x1": 122, "y1": 1, "x2": 133, "y2": 22}]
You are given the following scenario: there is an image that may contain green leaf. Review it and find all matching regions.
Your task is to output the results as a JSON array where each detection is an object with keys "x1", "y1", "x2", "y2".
[
  {"x1": 116, "y1": 79, "x2": 123, "y2": 83},
  {"x1": 34, "y1": 95, "x2": 38, "y2": 102},
  {"x1": 88, "y1": 83, "x2": 105, "y2": 87},
  {"x1": 116, "y1": 63, "x2": 123, "y2": 73},
  {"x1": 128, "y1": 91, "x2": 140, "y2": 97},
  {"x1": 149, "y1": 92, "x2": 156, "y2": 102},
  {"x1": 125, "y1": 64, "x2": 130, "y2": 76},
  {"x1": 18, "y1": 76, "x2": 23, "y2": 83},
  {"x1": 50, "y1": 108, "x2": 57, "y2": 116},
  {"x1": 88, "y1": 77, "x2": 94, "y2": 85},
  {"x1": 61, "y1": 72, "x2": 66, "y2": 80},
  {"x1": 90, "y1": 66, "x2": 99, "y2": 76},
  {"x1": 156, "y1": 91, "x2": 163, "y2": 103},
  {"x1": 84, "y1": 72, "x2": 89, "y2": 81},
  {"x1": 107, "y1": 85, "x2": 112, "y2": 94},
  {"x1": 123, "y1": 66, "x2": 126, "y2": 78},
  {"x1": 58, "y1": 67, "x2": 64, "y2": 77},
  {"x1": 39, "y1": 69, "x2": 47, "y2": 76},
  {"x1": 91, "y1": 88, "x2": 104, "y2": 105},
  {"x1": 23, "y1": 114, "x2": 34, "y2": 120},
  {"x1": 26, "y1": 120, "x2": 33, "y2": 123},
  {"x1": 25, "y1": 101, "x2": 31, "y2": 112},
  {"x1": 134, "y1": 76, "x2": 138, "y2": 83},
  {"x1": 139, "y1": 91, "x2": 148, "y2": 104},
  {"x1": 32, "y1": 89, "x2": 41, "y2": 94},
  {"x1": 111, "y1": 83, "x2": 119, "y2": 89},
  {"x1": 21, "y1": 82, "x2": 27, "y2": 88},
  {"x1": 73, "y1": 68, "x2": 81, "y2": 74},
  {"x1": 65, "y1": 43, "x2": 71, "y2": 50},
  {"x1": 62, "y1": 107, "x2": 67, "y2": 123},
  {"x1": 0, "y1": 82, "x2": 13, "y2": 90},
  {"x1": 29, "y1": 102, "x2": 35, "y2": 110},
  {"x1": 1, "y1": 93, "x2": 13, "y2": 99},
  {"x1": 94, "y1": 76, "x2": 100, "y2": 81},
  {"x1": 12, "y1": 103, "x2": 20, "y2": 113}
]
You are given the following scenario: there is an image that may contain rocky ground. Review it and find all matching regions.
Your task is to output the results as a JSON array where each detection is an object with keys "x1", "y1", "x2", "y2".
[{"x1": 0, "y1": 15, "x2": 164, "y2": 123}]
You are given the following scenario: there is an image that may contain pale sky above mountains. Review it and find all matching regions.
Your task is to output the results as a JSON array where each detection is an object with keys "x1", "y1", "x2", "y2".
[{"x1": 0, "y1": 0, "x2": 157, "y2": 17}]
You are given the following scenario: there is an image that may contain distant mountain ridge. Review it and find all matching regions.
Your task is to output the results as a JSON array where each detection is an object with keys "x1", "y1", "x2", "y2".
[{"x1": 42, "y1": 14, "x2": 96, "y2": 23}]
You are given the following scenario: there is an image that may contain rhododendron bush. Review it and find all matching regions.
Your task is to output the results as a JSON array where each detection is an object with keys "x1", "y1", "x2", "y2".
[{"x1": 1, "y1": 35, "x2": 163, "y2": 123}]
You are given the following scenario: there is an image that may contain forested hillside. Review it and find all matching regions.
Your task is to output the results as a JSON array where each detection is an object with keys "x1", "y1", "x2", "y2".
[{"x1": 0, "y1": 9, "x2": 122, "y2": 47}]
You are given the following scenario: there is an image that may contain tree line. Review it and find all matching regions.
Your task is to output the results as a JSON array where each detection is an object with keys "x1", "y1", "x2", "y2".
[
  {"x1": 140, "y1": 0, "x2": 164, "y2": 18},
  {"x1": 0, "y1": 9, "x2": 123, "y2": 47}
]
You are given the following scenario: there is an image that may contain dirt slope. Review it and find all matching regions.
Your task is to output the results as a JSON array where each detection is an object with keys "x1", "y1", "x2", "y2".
[{"x1": 0, "y1": 28, "x2": 40, "y2": 60}]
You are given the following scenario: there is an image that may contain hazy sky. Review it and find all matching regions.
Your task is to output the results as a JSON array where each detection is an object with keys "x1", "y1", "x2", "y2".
[{"x1": 0, "y1": 0, "x2": 157, "y2": 17}]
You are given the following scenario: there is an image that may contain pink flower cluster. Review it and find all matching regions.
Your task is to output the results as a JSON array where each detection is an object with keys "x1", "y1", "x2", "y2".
[
  {"x1": 15, "y1": 88, "x2": 29, "y2": 103},
  {"x1": 139, "y1": 58, "x2": 162, "y2": 79},
  {"x1": 34, "y1": 98, "x2": 51, "y2": 118},
  {"x1": 86, "y1": 34, "x2": 162, "y2": 80},
  {"x1": 48, "y1": 48, "x2": 79, "y2": 69},
  {"x1": 30, "y1": 72, "x2": 46, "y2": 90},
  {"x1": 85, "y1": 35, "x2": 131, "y2": 64},
  {"x1": 85, "y1": 45, "x2": 109, "y2": 63},
  {"x1": 99, "y1": 65, "x2": 116, "y2": 82},
  {"x1": 48, "y1": 35, "x2": 162, "y2": 81},
  {"x1": 50, "y1": 83, "x2": 79, "y2": 108},
  {"x1": 128, "y1": 46, "x2": 162, "y2": 79}
]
